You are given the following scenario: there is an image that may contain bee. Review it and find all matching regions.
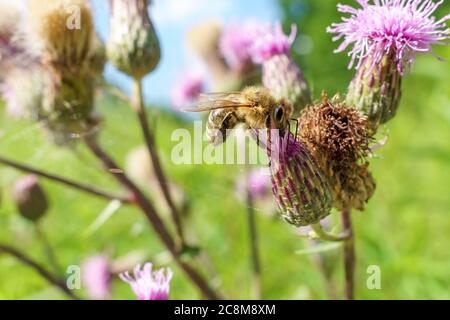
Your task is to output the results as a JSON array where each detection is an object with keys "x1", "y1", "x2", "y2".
[{"x1": 184, "y1": 86, "x2": 293, "y2": 145}]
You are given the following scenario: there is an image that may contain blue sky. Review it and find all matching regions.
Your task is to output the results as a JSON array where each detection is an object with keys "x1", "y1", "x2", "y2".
[{"x1": 91, "y1": 0, "x2": 281, "y2": 105}]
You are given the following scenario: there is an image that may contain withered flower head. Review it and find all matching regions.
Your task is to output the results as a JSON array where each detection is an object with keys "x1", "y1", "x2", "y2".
[
  {"x1": 28, "y1": 0, "x2": 94, "y2": 69},
  {"x1": 299, "y1": 94, "x2": 375, "y2": 210},
  {"x1": 39, "y1": 69, "x2": 99, "y2": 145},
  {"x1": 299, "y1": 93, "x2": 371, "y2": 164}
]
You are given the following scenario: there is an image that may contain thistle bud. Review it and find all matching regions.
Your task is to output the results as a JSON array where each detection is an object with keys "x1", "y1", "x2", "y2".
[
  {"x1": 298, "y1": 94, "x2": 376, "y2": 210},
  {"x1": 107, "y1": 0, "x2": 160, "y2": 79},
  {"x1": 28, "y1": 0, "x2": 94, "y2": 69},
  {"x1": 13, "y1": 175, "x2": 49, "y2": 222},
  {"x1": 250, "y1": 22, "x2": 312, "y2": 116},
  {"x1": 346, "y1": 53, "x2": 402, "y2": 129},
  {"x1": 268, "y1": 132, "x2": 332, "y2": 227}
]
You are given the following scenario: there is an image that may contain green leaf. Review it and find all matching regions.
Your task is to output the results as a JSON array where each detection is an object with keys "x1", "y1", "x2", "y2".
[{"x1": 295, "y1": 242, "x2": 341, "y2": 256}]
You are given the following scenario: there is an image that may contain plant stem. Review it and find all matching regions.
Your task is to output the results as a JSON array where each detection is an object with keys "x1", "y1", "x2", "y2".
[
  {"x1": 84, "y1": 135, "x2": 221, "y2": 299},
  {"x1": 0, "y1": 155, "x2": 132, "y2": 203},
  {"x1": 341, "y1": 207, "x2": 355, "y2": 300},
  {"x1": 132, "y1": 79, "x2": 184, "y2": 247},
  {"x1": 245, "y1": 186, "x2": 262, "y2": 300},
  {"x1": 0, "y1": 243, "x2": 80, "y2": 300},
  {"x1": 311, "y1": 223, "x2": 350, "y2": 242},
  {"x1": 35, "y1": 224, "x2": 62, "y2": 275}
]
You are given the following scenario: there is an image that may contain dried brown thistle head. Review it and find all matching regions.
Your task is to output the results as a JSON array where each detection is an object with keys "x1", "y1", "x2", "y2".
[
  {"x1": 298, "y1": 93, "x2": 376, "y2": 210},
  {"x1": 299, "y1": 93, "x2": 371, "y2": 165}
]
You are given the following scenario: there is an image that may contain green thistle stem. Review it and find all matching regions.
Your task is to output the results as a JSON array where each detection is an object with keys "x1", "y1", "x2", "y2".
[
  {"x1": 132, "y1": 78, "x2": 185, "y2": 248},
  {"x1": 311, "y1": 223, "x2": 350, "y2": 242},
  {"x1": 0, "y1": 243, "x2": 80, "y2": 300},
  {"x1": 0, "y1": 155, "x2": 133, "y2": 203},
  {"x1": 84, "y1": 135, "x2": 221, "y2": 300},
  {"x1": 341, "y1": 207, "x2": 355, "y2": 300},
  {"x1": 35, "y1": 224, "x2": 62, "y2": 275},
  {"x1": 245, "y1": 176, "x2": 262, "y2": 300}
]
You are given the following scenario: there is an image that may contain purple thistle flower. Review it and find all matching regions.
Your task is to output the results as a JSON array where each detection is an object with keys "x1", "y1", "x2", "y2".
[
  {"x1": 247, "y1": 169, "x2": 271, "y2": 199},
  {"x1": 250, "y1": 22, "x2": 297, "y2": 64},
  {"x1": 236, "y1": 168, "x2": 271, "y2": 201},
  {"x1": 171, "y1": 72, "x2": 205, "y2": 109},
  {"x1": 219, "y1": 20, "x2": 266, "y2": 72},
  {"x1": 119, "y1": 263, "x2": 172, "y2": 300},
  {"x1": 327, "y1": 0, "x2": 450, "y2": 74},
  {"x1": 329, "y1": 0, "x2": 449, "y2": 128},
  {"x1": 249, "y1": 22, "x2": 312, "y2": 115},
  {"x1": 82, "y1": 255, "x2": 111, "y2": 300}
]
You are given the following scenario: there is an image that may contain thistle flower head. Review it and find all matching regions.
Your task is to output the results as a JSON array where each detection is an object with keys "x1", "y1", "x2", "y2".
[
  {"x1": 299, "y1": 94, "x2": 376, "y2": 210},
  {"x1": 187, "y1": 20, "x2": 222, "y2": 58},
  {"x1": 219, "y1": 20, "x2": 266, "y2": 72},
  {"x1": 236, "y1": 168, "x2": 271, "y2": 201},
  {"x1": 13, "y1": 175, "x2": 49, "y2": 222},
  {"x1": 82, "y1": 255, "x2": 111, "y2": 300},
  {"x1": 171, "y1": 72, "x2": 205, "y2": 109},
  {"x1": 327, "y1": 0, "x2": 450, "y2": 74},
  {"x1": 0, "y1": 0, "x2": 29, "y2": 72},
  {"x1": 28, "y1": 0, "x2": 94, "y2": 69},
  {"x1": 247, "y1": 169, "x2": 272, "y2": 199},
  {"x1": 250, "y1": 22, "x2": 296, "y2": 64},
  {"x1": 268, "y1": 131, "x2": 333, "y2": 227},
  {"x1": 299, "y1": 94, "x2": 371, "y2": 164},
  {"x1": 119, "y1": 263, "x2": 172, "y2": 300}
]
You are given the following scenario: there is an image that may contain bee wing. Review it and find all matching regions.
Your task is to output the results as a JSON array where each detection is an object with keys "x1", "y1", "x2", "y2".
[{"x1": 182, "y1": 93, "x2": 253, "y2": 112}]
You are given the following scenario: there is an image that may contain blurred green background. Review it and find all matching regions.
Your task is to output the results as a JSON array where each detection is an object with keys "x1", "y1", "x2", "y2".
[{"x1": 0, "y1": 0, "x2": 449, "y2": 299}]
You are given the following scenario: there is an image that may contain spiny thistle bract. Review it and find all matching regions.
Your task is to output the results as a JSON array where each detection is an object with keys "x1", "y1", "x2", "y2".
[
  {"x1": 268, "y1": 131, "x2": 333, "y2": 227},
  {"x1": 328, "y1": 0, "x2": 450, "y2": 129},
  {"x1": 107, "y1": 0, "x2": 160, "y2": 79},
  {"x1": 250, "y1": 22, "x2": 312, "y2": 116},
  {"x1": 28, "y1": 0, "x2": 94, "y2": 70},
  {"x1": 13, "y1": 175, "x2": 49, "y2": 222},
  {"x1": 298, "y1": 94, "x2": 376, "y2": 210}
]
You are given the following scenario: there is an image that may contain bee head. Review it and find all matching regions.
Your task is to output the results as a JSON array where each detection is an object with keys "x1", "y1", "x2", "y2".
[{"x1": 270, "y1": 99, "x2": 292, "y2": 129}]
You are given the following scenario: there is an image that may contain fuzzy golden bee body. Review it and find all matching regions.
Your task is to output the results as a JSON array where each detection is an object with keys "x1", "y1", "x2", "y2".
[{"x1": 185, "y1": 86, "x2": 293, "y2": 145}]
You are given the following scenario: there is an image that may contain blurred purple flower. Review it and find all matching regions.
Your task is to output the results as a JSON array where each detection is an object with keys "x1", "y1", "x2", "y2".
[
  {"x1": 119, "y1": 263, "x2": 172, "y2": 300},
  {"x1": 219, "y1": 20, "x2": 267, "y2": 72},
  {"x1": 237, "y1": 169, "x2": 271, "y2": 200},
  {"x1": 249, "y1": 22, "x2": 297, "y2": 64},
  {"x1": 248, "y1": 21, "x2": 311, "y2": 113},
  {"x1": 171, "y1": 73, "x2": 204, "y2": 109},
  {"x1": 82, "y1": 255, "x2": 111, "y2": 300},
  {"x1": 327, "y1": 0, "x2": 450, "y2": 74},
  {"x1": 248, "y1": 169, "x2": 272, "y2": 199}
]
